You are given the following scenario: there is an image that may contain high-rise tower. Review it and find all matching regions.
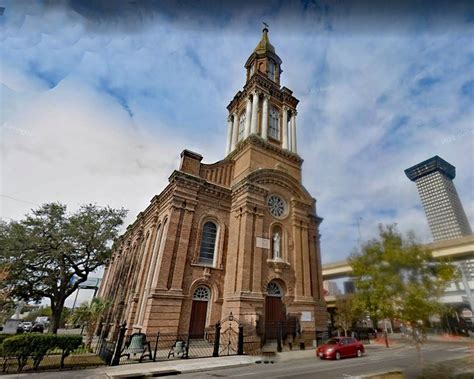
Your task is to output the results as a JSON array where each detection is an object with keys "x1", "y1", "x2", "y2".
[{"x1": 405, "y1": 155, "x2": 472, "y2": 241}]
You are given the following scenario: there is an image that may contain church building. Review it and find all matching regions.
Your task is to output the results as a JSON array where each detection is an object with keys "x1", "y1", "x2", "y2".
[{"x1": 98, "y1": 27, "x2": 327, "y2": 345}]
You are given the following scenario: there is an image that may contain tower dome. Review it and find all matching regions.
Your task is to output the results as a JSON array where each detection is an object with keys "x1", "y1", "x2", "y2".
[{"x1": 245, "y1": 26, "x2": 282, "y2": 85}]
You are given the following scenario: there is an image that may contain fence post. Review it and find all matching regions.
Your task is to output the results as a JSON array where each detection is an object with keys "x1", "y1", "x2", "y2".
[
  {"x1": 237, "y1": 323, "x2": 244, "y2": 355},
  {"x1": 213, "y1": 322, "x2": 221, "y2": 357},
  {"x1": 185, "y1": 335, "x2": 190, "y2": 359},
  {"x1": 111, "y1": 323, "x2": 127, "y2": 366},
  {"x1": 277, "y1": 322, "x2": 282, "y2": 352},
  {"x1": 153, "y1": 332, "x2": 160, "y2": 362}
]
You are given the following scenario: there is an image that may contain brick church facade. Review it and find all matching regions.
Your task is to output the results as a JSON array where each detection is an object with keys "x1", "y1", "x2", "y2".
[{"x1": 98, "y1": 28, "x2": 327, "y2": 344}]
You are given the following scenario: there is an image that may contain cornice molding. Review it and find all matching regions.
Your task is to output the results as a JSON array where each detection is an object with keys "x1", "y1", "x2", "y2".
[
  {"x1": 228, "y1": 134, "x2": 303, "y2": 165},
  {"x1": 227, "y1": 73, "x2": 299, "y2": 111}
]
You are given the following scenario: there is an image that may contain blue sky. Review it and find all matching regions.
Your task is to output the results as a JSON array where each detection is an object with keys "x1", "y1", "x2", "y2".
[{"x1": 1, "y1": 0, "x2": 473, "y2": 275}]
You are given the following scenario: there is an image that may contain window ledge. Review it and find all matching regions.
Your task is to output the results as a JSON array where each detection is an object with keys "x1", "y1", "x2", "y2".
[
  {"x1": 266, "y1": 258, "x2": 290, "y2": 274},
  {"x1": 190, "y1": 262, "x2": 223, "y2": 270}
]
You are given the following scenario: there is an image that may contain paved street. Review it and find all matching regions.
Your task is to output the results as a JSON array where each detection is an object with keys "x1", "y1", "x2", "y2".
[
  {"x1": 2, "y1": 340, "x2": 472, "y2": 379},
  {"x1": 172, "y1": 341, "x2": 474, "y2": 379}
]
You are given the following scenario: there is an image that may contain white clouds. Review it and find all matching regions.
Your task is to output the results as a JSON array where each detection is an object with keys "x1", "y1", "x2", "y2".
[
  {"x1": 1, "y1": 76, "x2": 181, "y2": 228},
  {"x1": 1, "y1": 1, "x2": 473, "y2": 268}
]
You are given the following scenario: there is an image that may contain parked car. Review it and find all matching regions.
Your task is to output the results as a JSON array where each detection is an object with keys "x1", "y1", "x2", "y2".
[
  {"x1": 20, "y1": 321, "x2": 33, "y2": 332},
  {"x1": 352, "y1": 327, "x2": 377, "y2": 340},
  {"x1": 316, "y1": 337, "x2": 364, "y2": 360},
  {"x1": 31, "y1": 323, "x2": 45, "y2": 333}
]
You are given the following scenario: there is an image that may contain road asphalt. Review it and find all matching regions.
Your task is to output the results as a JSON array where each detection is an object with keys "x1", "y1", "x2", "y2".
[{"x1": 0, "y1": 339, "x2": 472, "y2": 379}]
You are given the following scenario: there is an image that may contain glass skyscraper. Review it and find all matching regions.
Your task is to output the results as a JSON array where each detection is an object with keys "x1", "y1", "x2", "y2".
[{"x1": 405, "y1": 155, "x2": 472, "y2": 242}]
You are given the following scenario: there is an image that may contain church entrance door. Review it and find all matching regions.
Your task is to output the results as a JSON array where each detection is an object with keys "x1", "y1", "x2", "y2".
[
  {"x1": 265, "y1": 281, "x2": 285, "y2": 339},
  {"x1": 189, "y1": 286, "x2": 210, "y2": 339}
]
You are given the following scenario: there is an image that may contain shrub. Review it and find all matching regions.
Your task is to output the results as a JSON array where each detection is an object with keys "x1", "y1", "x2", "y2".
[
  {"x1": 0, "y1": 333, "x2": 10, "y2": 355},
  {"x1": 29, "y1": 334, "x2": 56, "y2": 370},
  {"x1": 54, "y1": 335, "x2": 83, "y2": 368},
  {"x1": 2, "y1": 334, "x2": 35, "y2": 372},
  {"x1": 1, "y1": 333, "x2": 83, "y2": 372},
  {"x1": 0, "y1": 334, "x2": 10, "y2": 344}
]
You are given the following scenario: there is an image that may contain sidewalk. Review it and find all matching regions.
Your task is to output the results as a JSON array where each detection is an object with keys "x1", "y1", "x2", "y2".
[
  {"x1": 0, "y1": 355, "x2": 257, "y2": 379},
  {"x1": 368, "y1": 332, "x2": 474, "y2": 346}
]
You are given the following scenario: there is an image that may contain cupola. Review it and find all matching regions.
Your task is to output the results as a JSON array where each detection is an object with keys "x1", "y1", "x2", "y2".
[{"x1": 245, "y1": 26, "x2": 282, "y2": 85}]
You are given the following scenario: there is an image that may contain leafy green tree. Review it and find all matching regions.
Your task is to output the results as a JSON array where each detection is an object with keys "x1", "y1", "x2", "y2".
[
  {"x1": 349, "y1": 224, "x2": 456, "y2": 335},
  {"x1": 0, "y1": 203, "x2": 126, "y2": 334},
  {"x1": 334, "y1": 294, "x2": 360, "y2": 336},
  {"x1": 69, "y1": 298, "x2": 110, "y2": 349},
  {"x1": 0, "y1": 252, "x2": 15, "y2": 324}
]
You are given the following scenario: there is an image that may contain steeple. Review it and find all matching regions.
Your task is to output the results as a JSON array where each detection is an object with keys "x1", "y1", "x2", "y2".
[
  {"x1": 254, "y1": 25, "x2": 275, "y2": 54},
  {"x1": 225, "y1": 26, "x2": 299, "y2": 160},
  {"x1": 245, "y1": 25, "x2": 282, "y2": 85}
]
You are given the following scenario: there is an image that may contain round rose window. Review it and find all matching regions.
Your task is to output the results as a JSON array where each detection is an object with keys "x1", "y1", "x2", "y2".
[{"x1": 267, "y1": 195, "x2": 287, "y2": 219}]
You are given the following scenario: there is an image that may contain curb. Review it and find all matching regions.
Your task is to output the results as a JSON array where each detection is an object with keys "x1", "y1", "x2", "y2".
[{"x1": 108, "y1": 362, "x2": 254, "y2": 378}]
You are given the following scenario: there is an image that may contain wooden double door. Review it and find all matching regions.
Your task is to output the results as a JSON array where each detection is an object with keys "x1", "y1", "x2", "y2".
[
  {"x1": 189, "y1": 300, "x2": 208, "y2": 338},
  {"x1": 265, "y1": 296, "x2": 286, "y2": 339}
]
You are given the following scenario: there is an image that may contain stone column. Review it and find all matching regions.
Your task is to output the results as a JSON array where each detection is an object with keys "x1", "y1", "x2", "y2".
[
  {"x1": 282, "y1": 106, "x2": 289, "y2": 149},
  {"x1": 261, "y1": 94, "x2": 269, "y2": 140},
  {"x1": 225, "y1": 115, "x2": 233, "y2": 155},
  {"x1": 231, "y1": 112, "x2": 239, "y2": 150},
  {"x1": 290, "y1": 110, "x2": 297, "y2": 153},
  {"x1": 250, "y1": 91, "x2": 260, "y2": 135},
  {"x1": 244, "y1": 96, "x2": 252, "y2": 138}
]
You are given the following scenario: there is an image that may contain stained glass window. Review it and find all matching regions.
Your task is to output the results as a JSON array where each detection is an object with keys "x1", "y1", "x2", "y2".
[
  {"x1": 199, "y1": 221, "x2": 218, "y2": 265},
  {"x1": 193, "y1": 286, "x2": 210, "y2": 300}
]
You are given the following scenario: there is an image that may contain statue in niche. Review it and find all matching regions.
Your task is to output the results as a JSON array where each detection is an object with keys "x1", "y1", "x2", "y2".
[{"x1": 273, "y1": 231, "x2": 281, "y2": 260}]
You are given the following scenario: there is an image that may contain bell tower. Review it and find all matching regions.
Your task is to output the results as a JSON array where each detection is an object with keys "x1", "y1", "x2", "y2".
[
  {"x1": 224, "y1": 27, "x2": 300, "y2": 164},
  {"x1": 221, "y1": 27, "x2": 327, "y2": 343}
]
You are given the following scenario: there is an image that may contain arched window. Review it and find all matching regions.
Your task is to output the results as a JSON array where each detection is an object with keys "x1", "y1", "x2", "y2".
[
  {"x1": 268, "y1": 61, "x2": 275, "y2": 81},
  {"x1": 193, "y1": 286, "x2": 211, "y2": 301},
  {"x1": 268, "y1": 106, "x2": 279, "y2": 140},
  {"x1": 271, "y1": 225, "x2": 283, "y2": 260},
  {"x1": 238, "y1": 112, "x2": 246, "y2": 141},
  {"x1": 249, "y1": 65, "x2": 255, "y2": 77},
  {"x1": 199, "y1": 221, "x2": 218, "y2": 265},
  {"x1": 267, "y1": 281, "x2": 283, "y2": 297}
]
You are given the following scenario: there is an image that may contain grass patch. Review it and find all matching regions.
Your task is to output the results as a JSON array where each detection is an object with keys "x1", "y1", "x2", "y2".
[{"x1": 2, "y1": 353, "x2": 105, "y2": 373}]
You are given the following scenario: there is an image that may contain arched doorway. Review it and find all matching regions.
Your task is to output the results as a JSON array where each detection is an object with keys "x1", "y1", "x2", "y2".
[
  {"x1": 265, "y1": 281, "x2": 286, "y2": 339},
  {"x1": 189, "y1": 286, "x2": 210, "y2": 338}
]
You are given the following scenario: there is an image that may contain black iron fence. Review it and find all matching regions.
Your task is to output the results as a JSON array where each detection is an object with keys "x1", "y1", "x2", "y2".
[{"x1": 98, "y1": 321, "x2": 261, "y2": 367}]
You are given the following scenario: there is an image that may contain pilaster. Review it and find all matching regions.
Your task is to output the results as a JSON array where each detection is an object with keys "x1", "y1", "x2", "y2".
[
  {"x1": 282, "y1": 106, "x2": 288, "y2": 150},
  {"x1": 170, "y1": 202, "x2": 196, "y2": 290}
]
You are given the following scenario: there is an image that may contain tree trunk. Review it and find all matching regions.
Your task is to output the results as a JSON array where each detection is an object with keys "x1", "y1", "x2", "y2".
[
  {"x1": 85, "y1": 321, "x2": 97, "y2": 349},
  {"x1": 383, "y1": 330, "x2": 390, "y2": 348},
  {"x1": 50, "y1": 298, "x2": 66, "y2": 334}
]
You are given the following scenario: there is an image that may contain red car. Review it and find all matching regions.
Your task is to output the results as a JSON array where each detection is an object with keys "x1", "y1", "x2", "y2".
[{"x1": 316, "y1": 337, "x2": 364, "y2": 360}]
